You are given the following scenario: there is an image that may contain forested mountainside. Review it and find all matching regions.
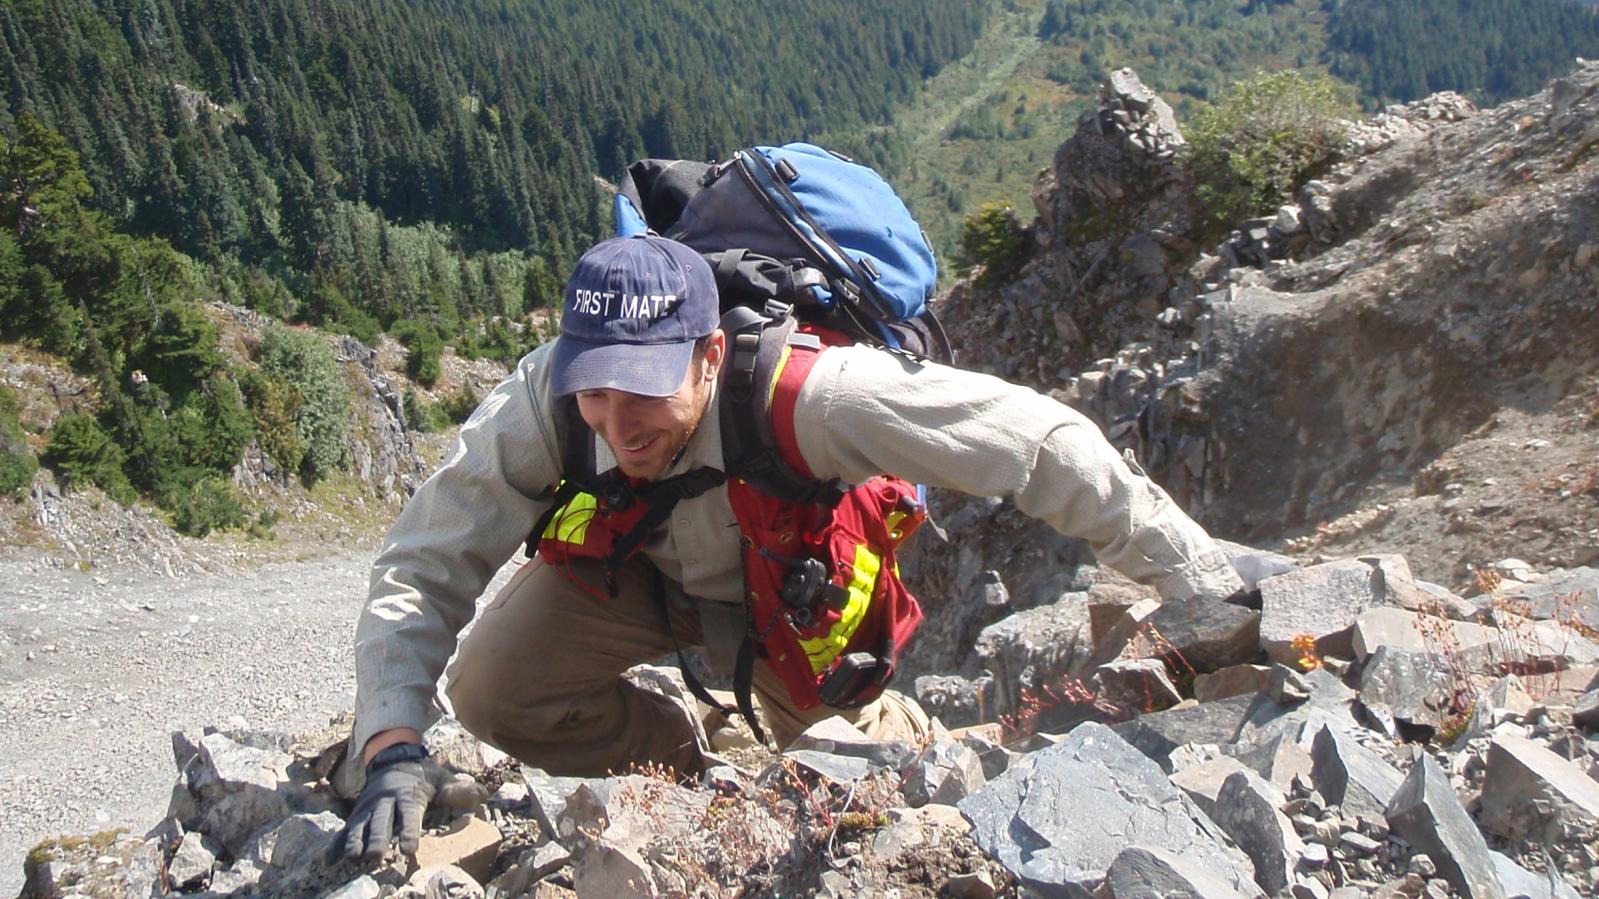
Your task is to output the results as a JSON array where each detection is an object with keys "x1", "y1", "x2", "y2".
[
  {"x1": 5, "y1": 0, "x2": 1599, "y2": 551},
  {"x1": 1327, "y1": 0, "x2": 1599, "y2": 104},
  {"x1": 0, "y1": 0, "x2": 985, "y2": 536},
  {"x1": 0, "y1": 0, "x2": 985, "y2": 323}
]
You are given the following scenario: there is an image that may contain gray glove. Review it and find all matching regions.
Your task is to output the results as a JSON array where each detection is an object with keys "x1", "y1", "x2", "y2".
[{"x1": 341, "y1": 744, "x2": 437, "y2": 862}]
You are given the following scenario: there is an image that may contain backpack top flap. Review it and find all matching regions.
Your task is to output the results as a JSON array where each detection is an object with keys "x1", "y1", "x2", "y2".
[{"x1": 669, "y1": 143, "x2": 937, "y2": 324}]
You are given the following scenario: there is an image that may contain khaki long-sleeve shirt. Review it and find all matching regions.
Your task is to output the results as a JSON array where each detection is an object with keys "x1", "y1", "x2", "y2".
[{"x1": 351, "y1": 342, "x2": 1242, "y2": 756}]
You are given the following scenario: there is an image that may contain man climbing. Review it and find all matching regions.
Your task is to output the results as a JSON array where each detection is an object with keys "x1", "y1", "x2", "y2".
[{"x1": 340, "y1": 233, "x2": 1243, "y2": 861}]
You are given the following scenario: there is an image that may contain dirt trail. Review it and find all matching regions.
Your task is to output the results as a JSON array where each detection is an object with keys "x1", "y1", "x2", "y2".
[{"x1": 0, "y1": 545, "x2": 518, "y2": 896}]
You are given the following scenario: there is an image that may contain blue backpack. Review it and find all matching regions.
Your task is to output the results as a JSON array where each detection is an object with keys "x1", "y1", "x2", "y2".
[{"x1": 615, "y1": 143, "x2": 950, "y2": 360}]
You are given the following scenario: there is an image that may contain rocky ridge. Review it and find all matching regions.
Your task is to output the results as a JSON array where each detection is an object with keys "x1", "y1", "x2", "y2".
[{"x1": 20, "y1": 548, "x2": 1599, "y2": 898}]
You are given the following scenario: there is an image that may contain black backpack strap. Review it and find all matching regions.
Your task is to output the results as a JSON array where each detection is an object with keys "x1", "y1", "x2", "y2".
[
  {"x1": 647, "y1": 566, "x2": 769, "y2": 746},
  {"x1": 602, "y1": 466, "x2": 729, "y2": 576},
  {"x1": 526, "y1": 395, "x2": 607, "y2": 557},
  {"x1": 718, "y1": 303, "x2": 847, "y2": 506}
]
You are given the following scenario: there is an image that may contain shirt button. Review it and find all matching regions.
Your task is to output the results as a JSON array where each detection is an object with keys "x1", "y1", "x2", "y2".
[{"x1": 678, "y1": 518, "x2": 691, "y2": 527}]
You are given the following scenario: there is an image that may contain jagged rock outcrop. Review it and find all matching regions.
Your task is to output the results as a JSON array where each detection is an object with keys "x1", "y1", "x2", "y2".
[{"x1": 921, "y1": 62, "x2": 1599, "y2": 594}]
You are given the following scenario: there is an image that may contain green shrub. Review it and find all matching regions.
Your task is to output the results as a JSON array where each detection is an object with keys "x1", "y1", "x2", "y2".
[
  {"x1": 0, "y1": 384, "x2": 36, "y2": 498},
  {"x1": 392, "y1": 318, "x2": 444, "y2": 386},
  {"x1": 0, "y1": 451, "x2": 37, "y2": 498},
  {"x1": 403, "y1": 387, "x2": 449, "y2": 433},
  {"x1": 1186, "y1": 70, "x2": 1354, "y2": 230},
  {"x1": 438, "y1": 384, "x2": 482, "y2": 424},
  {"x1": 256, "y1": 324, "x2": 350, "y2": 484},
  {"x1": 170, "y1": 373, "x2": 256, "y2": 473},
  {"x1": 166, "y1": 476, "x2": 249, "y2": 538},
  {"x1": 953, "y1": 202, "x2": 1029, "y2": 289},
  {"x1": 42, "y1": 412, "x2": 135, "y2": 504},
  {"x1": 239, "y1": 369, "x2": 308, "y2": 476}
]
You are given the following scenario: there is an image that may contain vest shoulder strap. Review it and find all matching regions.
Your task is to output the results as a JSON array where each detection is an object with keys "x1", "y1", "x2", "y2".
[{"x1": 719, "y1": 303, "x2": 846, "y2": 506}]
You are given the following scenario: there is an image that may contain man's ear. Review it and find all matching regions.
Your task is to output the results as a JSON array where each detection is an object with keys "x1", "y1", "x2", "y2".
[{"x1": 702, "y1": 329, "x2": 726, "y2": 381}]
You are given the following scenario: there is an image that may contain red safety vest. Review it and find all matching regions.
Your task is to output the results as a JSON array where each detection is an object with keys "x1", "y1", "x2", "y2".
[{"x1": 533, "y1": 331, "x2": 925, "y2": 711}]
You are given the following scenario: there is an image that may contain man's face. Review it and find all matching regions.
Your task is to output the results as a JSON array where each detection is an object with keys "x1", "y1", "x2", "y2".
[{"x1": 575, "y1": 331, "x2": 724, "y2": 480}]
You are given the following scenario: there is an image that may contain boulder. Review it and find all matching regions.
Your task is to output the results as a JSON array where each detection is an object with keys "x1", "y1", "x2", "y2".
[
  {"x1": 1103, "y1": 845, "x2": 1260, "y2": 899},
  {"x1": 1194, "y1": 664, "x2": 1274, "y2": 703},
  {"x1": 1310, "y1": 725, "x2": 1405, "y2": 820},
  {"x1": 903, "y1": 740, "x2": 987, "y2": 807},
  {"x1": 1140, "y1": 595, "x2": 1261, "y2": 671},
  {"x1": 1385, "y1": 750, "x2": 1507, "y2": 899},
  {"x1": 1351, "y1": 606, "x2": 1500, "y2": 664},
  {"x1": 1168, "y1": 755, "x2": 1251, "y2": 819},
  {"x1": 1212, "y1": 769, "x2": 1305, "y2": 894},
  {"x1": 1091, "y1": 657, "x2": 1183, "y2": 717},
  {"x1": 959, "y1": 723, "x2": 1260, "y2": 897},
  {"x1": 181, "y1": 732, "x2": 297, "y2": 855},
  {"x1": 1478, "y1": 733, "x2": 1599, "y2": 845},
  {"x1": 974, "y1": 596, "x2": 1095, "y2": 718},
  {"x1": 1358, "y1": 643, "x2": 1464, "y2": 732},
  {"x1": 1259, "y1": 560, "x2": 1387, "y2": 664}
]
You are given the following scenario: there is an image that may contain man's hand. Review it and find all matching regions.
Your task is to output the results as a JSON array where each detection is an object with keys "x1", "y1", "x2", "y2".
[{"x1": 341, "y1": 743, "x2": 437, "y2": 862}]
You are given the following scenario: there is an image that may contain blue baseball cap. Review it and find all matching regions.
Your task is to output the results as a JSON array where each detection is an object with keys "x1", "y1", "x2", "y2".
[{"x1": 550, "y1": 235, "x2": 719, "y2": 397}]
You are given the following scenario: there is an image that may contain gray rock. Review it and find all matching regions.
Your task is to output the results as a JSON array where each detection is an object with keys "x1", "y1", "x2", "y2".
[
  {"x1": 1488, "y1": 850, "x2": 1582, "y2": 899},
  {"x1": 903, "y1": 740, "x2": 987, "y2": 807},
  {"x1": 1169, "y1": 755, "x2": 1251, "y2": 819},
  {"x1": 1233, "y1": 732, "x2": 1315, "y2": 792},
  {"x1": 959, "y1": 722, "x2": 1260, "y2": 897},
  {"x1": 1194, "y1": 665, "x2": 1274, "y2": 703},
  {"x1": 1351, "y1": 606, "x2": 1500, "y2": 665},
  {"x1": 974, "y1": 596, "x2": 1095, "y2": 720},
  {"x1": 957, "y1": 727, "x2": 1015, "y2": 780},
  {"x1": 1496, "y1": 567, "x2": 1599, "y2": 631},
  {"x1": 1385, "y1": 750, "x2": 1507, "y2": 899},
  {"x1": 1310, "y1": 725, "x2": 1405, "y2": 820},
  {"x1": 783, "y1": 749, "x2": 873, "y2": 783},
  {"x1": 1573, "y1": 687, "x2": 1599, "y2": 731},
  {"x1": 324, "y1": 875, "x2": 384, "y2": 899},
  {"x1": 572, "y1": 843, "x2": 656, "y2": 899},
  {"x1": 1103, "y1": 845, "x2": 1260, "y2": 898},
  {"x1": 1213, "y1": 769, "x2": 1304, "y2": 894},
  {"x1": 785, "y1": 716, "x2": 919, "y2": 770},
  {"x1": 401, "y1": 863, "x2": 484, "y2": 899},
  {"x1": 1259, "y1": 560, "x2": 1387, "y2": 664},
  {"x1": 255, "y1": 811, "x2": 364, "y2": 896},
  {"x1": 915, "y1": 673, "x2": 995, "y2": 728},
  {"x1": 556, "y1": 774, "x2": 714, "y2": 850},
  {"x1": 1358, "y1": 644, "x2": 1462, "y2": 732},
  {"x1": 1092, "y1": 657, "x2": 1183, "y2": 716},
  {"x1": 185, "y1": 731, "x2": 296, "y2": 855},
  {"x1": 1479, "y1": 733, "x2": 1599, "y2": 844},
  {"x1": 423, "y1": 715, "x2": 502, "y2": 779},
  {"x1": 167, "y1": 830, "x2": 217, "y2": 890},
  {"x1": 484, "y1": 842, "x2": 574, "y2": 897},
  {"x1": 1141, "y1": 596, "x2": 1261, "y2": 671},
  {"x1": 1112, "y1": 694, "x2": 1271, "y2": 768},
  {"x1": 520, "y1": 766, "x2": 594, "y2": 840}
]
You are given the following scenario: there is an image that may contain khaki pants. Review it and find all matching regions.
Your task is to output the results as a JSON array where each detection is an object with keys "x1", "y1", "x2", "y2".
[{"x1": 444, "y1": 556, "x2": 929, "y2": 777}]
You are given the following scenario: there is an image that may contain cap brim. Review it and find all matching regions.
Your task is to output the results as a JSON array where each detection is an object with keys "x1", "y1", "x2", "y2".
[{"x1": 549, "y1": 335, "x2": 696, "y2": 398}]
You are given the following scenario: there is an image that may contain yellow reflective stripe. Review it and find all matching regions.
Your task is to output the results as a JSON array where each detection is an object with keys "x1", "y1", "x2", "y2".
[
  {"x1": 797, "y1": 544, "x2": 879, "y2": 673},
  {"x1": 766, "y1": 344, "x2": 794, "y2": 408},
  {"x1": 542, "y1": 490, "x2": 597, "y2": 544}
]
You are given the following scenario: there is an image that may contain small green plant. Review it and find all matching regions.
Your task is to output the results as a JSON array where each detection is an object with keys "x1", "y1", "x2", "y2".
[
  {"x1": 165, "y1": 476, "x2": 249, "y2": 538},
  {"x1": 1186, "y1": 69, "x2": 1354, "y2": 232},
  {"x1": 403, "y1": 387, "x2": 449, "y2": 433},
  {"x1": 0, "y1": 384, "x2": 37, "y2": 498},
  {"x1": 953, "y1": 201, "x2": 1029, "y2": 289},
  {"x1": 41, "y1": 412, "x2": 135, "y2": 504},
  {"x1": 392, "y1": 317, "x2": 444, "y2": 387},
  {"x1": 255, "y1": 324, "x2": 350, "y2": 484}
]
